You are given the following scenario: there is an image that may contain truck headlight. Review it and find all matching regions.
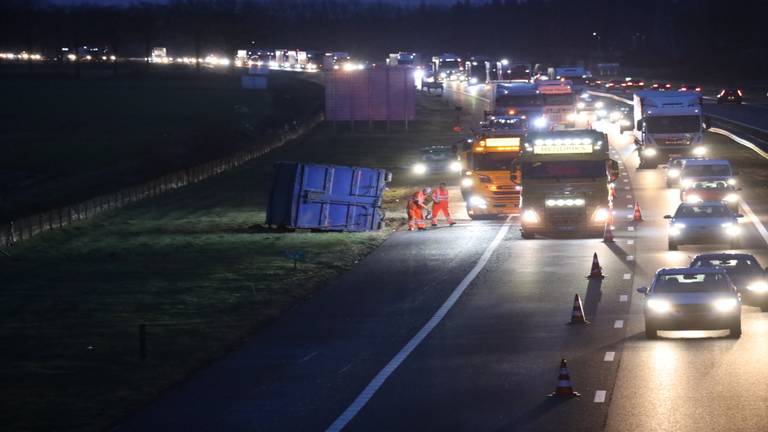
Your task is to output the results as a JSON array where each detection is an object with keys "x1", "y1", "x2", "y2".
[
  {"x1": 647, "y1": 299, "x2": 671, "y2": 313},
  {"x1": 413, "y1": 163, "x2": 427, "y2": 175},
  {"x1": 642, "y1": 148, "x2": 657, "y2": 157},
  {"x1": 680, "y1": 178, "x2": 693, "y2": 187},
  {"x1": 595, "y1": 101, "x2": 605, "y2": 109},
  {"x1": 619, "y1": 119, "x2": 631, "y2": 127},
  {"x1": 727, "y1": 178, "x2": 737, "y2": 186},
  {"x1": 522, "y1": 209, "x2": 540, "y2": 223},
  {"x1": 469, "y1": 195, "x2": 487, "y2": 208},
  {"x1": 576, "y1": 102, "x2": 586, "y2": 109},
  {"x1": 461, "y1": 177, "x2": 474, "y2": 187},
  {"x1": 713, "y1": 297, "x2": 738, "y2": 312},
  {"x1": 566, "y1": 113, "x2": 577, "y2": 122},
  {"x1": 449, "y1": 161, "x2": 462, "y2": 172},
  {"x1": 722, "y1": 223, "x2": 741, "y2": 236},
  {"x1": 724, "y1": 193, "x2": 739, "y2": 203},
  {"x1": 747, "y1": 281, "x2": 768, "y2": 293},
  {"x1": 533, "y1": 116, "x2": 548, "y2": 129},
  {"x1": 667, "y1": 168, "x2": 680, "y2": 178},
  {"x1": 593, "y1": 207, "x2": 610, "y2": 222},
  {"x1": 685, "y1": 194, "x2": 702, "y2": 204},
  {"x1": 692, "y1": 146, "x2": 707, "y2": 156}
]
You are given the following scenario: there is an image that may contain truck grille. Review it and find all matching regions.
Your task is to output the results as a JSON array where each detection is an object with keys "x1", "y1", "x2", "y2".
[
  {"x1": 546, "y1": 208, "x2": 586, "y2": 226},
  {"x1": 660, "y1": 138, "x2": 687, "y2": 146}
]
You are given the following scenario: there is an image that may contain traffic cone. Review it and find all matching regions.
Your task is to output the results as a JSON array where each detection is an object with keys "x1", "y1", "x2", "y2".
[
  {"x1": 548, "y1": 358, "x2": 581, "y2": 398},
  {"x1": 633, "y1": 201, "x2": 643, "y2": 222},
  {"x1": 587, "y1": 252, "x2": 605, "y2": 279},
  {"x1": 603, "y1": 222, "x2": 615, "y2": 243},
  {"x1": 568, "y1": 293, "x2": 589, "y2": 325}
]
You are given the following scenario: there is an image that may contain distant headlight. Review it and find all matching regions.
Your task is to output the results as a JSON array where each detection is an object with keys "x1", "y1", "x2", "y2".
[
  {"x1": 724, "y1": 193, "x2": 739, "y2": 203},
  {"x1": 413, "y1": 163, "x2": 427, "y2": 175},
  {"x1": 449, "y1": 161, "x2": 462, "y2": 172},
  {"x1": 469, "y1": 196, "x2": 487, "y2": 208},
  {"x1": 642, "y1": 148, "x2": 657, "y2": 157},
  {"x1": 692, "y1": 146, "x2": 707, "y2": 156},
  {"x1": 667, "y1": 168, "x2": 680, "y2": 178},
  {"x1": 727, "y1": 178, "x2": 737, "y2": 186},
  {"x1": 685, "y1": 194, "x2": 702, "y2": 204},
  {"x1": 461, "y1": 177, "x2": 474, "y2": 187},
  {"x1": 713, "y1": 297, "x2": 738, "y2": 312},
  {"x1": 533, "y1": 116, "x2": 548, "y2": 129},
  {"x1": 522, "y1": 209, "x2": 540, "y2": 223},
  {"x1": 647, "y1": 299, "x2": 671, "y2": 313},
  {"x1": 747, "y1": 281, "x2": 768, "y2": 293},
  {"x1": 593, "y1": 207, "x2": 610, "y2": 222},
  {"x1": 722, "y1": 222, "x2": 741, "y2": 236},
  {"x1": 576, "y1": 102, "x2": 586, "y2": 109}
]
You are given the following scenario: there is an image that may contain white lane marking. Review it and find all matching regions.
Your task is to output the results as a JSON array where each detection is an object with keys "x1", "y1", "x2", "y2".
[
  {"x1": 627, "y1": 239, "x2": 634, "y2": 245},
  {"x1": 623, "y1": 273, "x2": 631, "y2": 280},
  {"x1": 327, "y1": 216, "x2": 514, "y2": 432},
  {"x1": 614, "y1": 320, "x2": 624, "y2": 328},
  {"x1": 626, "y1": 214, "x2": 633, "y2": 219},
  {"x1": 626, "y1": 195, "x2": 633, "y2": 199},
  {"x1": 622, "y1": 179, "x2": 629, "y2": 183},
  {"x1": 624, "y1": 186, "x2": 630, "y2": 190},
  {"x1": 594, "y1": 390, "x2": 607, "y2": 403},
  {"x1": 619, "y1": 295, "x2": 628, "y2": 302},
  {"x1": 628, "y1": 226, "x2": 635, "y2": 231},
  {"x1": 604, "y1": 351, "x2": 616, "y2": 362},
  {"x1": 739, "y1": 199, "x2": 768, "y2": 246},
  {"x1": 627, "y1": 255, "x2": 634, "y2": 261},
  {"x1": 298, "y1": 351, "x2": 318, "y2": 363}
]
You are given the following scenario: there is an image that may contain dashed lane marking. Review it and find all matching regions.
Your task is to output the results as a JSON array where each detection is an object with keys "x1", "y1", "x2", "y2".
[
  {"x1": 619, "y1": 295, "x2": 628, "y2": 302},
  {"x1": 626, "y1": 195, "x2": 632, "y2": 199},
  {"x1": 614, "y1": 320, "x2": 624, "y2": 328},
  {"x1": 327, "y1": 216, "x2": 514, "y2": 432},
  {"x1": 298, "y1": 351, "x2": 318, "y2": 363},
  {"x1": 594, "y1": 390, "x2": 607, "y2": 403},
  {"x1": 624, "y1": 186, "x2": 631, "y2": 190},
  {"x1": 626, "y1": 204, "x2": 633, "y2": 209},
  {"x1": 623, "y1": 273, "x2": 631, "y2": 280},
  {"x1": 604, "y1": 352, "x2": 616, "y2": 362}
]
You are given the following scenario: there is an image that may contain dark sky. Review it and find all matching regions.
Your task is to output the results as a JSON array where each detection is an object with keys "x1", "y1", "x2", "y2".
[{"x1": 48, "y1": 0, "x2": 473, "y2": 4}]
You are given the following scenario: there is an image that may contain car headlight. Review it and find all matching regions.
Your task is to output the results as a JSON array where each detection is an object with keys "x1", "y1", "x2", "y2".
[
  {"x1": 685, "y1": 194, "x2": 702, "y2": 204},
  {"x1": 680, "y1": 178, "x2": 693, "y2": 187},
  {"x1": 449, "y1": 161, "x2": 462, "y2": 172},
  {"x1": 619, "y1": 119, "x2": 631, "y2": 127},
  {"x1": 609, "y1": 111, "x2": 622, "y2": 122},
  {"x1": 647, "y1": 299, "x2": 671, "y2": 313},
  {"x1": 469, "y1": 195, "x2": 487, "y2": 208},
  {"x1": 593, "y1": 207, "x2": 610, "y2": 222},
  {"x1": 469, "y1": 77, "x2": 478, "y2": 85},
  {"x1": 533, "y1": 116, "x2": 548, "y2": 129},
  {"x1": 667, "y1": 168, "x2": 680, "y2": 178},
  {"x1": 727, "y1": 178, "x2": 737, "y2": 186},
  {"x1": 747, "y1": 281, "x2": 768, "y2": 293},
  {"x1": 713, "y1": 297, "x2": 738, "y2": 312},
  {"x1": 461, "y1": 177, "x2": 474, "y2": 187},
  {"x1": 642, "y1": 148, "x2": 657, "y2": 157},
  {"x1": 722, "y1": 222, "x2": 741, "y2": 236},
  {"x1": 413, "y1": 163, "x2": 427, "y2": 175},
  {"x1": 692, "y1": 146, "x2": 707, "y2": 156},
  {"x1": 522, "y1": 209, "x2": 540, "y2": 223},
  {"x1": 576, "y1": 102, "x2": 586, "y2": 109},
  {"x1": 724, "y1": 193, "x2": 739, "y2": 203}
]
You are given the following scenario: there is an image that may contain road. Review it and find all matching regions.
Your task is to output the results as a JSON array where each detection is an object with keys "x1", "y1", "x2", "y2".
[{"x1": 118, "y1": 81, "x2": 768, "y2": 432}]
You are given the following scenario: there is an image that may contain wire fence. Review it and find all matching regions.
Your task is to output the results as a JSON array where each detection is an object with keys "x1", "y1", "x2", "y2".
[{"x1": 0, "y1": 113, "x2": 324, "y2": 249}]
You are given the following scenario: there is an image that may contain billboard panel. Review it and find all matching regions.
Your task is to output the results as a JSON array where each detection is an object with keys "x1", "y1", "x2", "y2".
[{"x1": 325, "y1": 67, "x2": 416, "y2": 122}]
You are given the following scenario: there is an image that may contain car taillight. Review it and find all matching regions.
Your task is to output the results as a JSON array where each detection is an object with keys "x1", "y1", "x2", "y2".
[{"x1": 738, "y1": 90, "x2": 743, "y2": 96}]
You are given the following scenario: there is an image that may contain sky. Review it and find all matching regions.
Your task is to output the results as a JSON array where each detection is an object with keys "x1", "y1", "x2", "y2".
[{"x1": 48, "y1": 0, "x2": 474, "y2": 4}]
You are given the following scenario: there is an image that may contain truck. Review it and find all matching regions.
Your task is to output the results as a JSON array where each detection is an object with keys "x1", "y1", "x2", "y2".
[
  {"x1": 550, "y1": 66, "x2": 591, "y2": 92},
  {"x1": 488, "y1": 82, "x2": 544, "y2": 121},
  {"x1": 535, "y1": 79, "x2": 577, "y2": 128},
  {"x1": 633, "y1": 91, "x2": 707, "y2": 169},
  {"x1": 387, "y1": 52, "x2": 423, "y2": 67},
  {"x1": 459, "y1": 115, "x2": 526, "y2": 219},
  {"x1": 518, "y1": 129, "x2": 619, "y2": 239},
  {"x1": 432, "y1": 53, "x2": 464, "y2": 82},
  {"x1": 465, "y1": 56, "x2": 490, "y2": 85}
]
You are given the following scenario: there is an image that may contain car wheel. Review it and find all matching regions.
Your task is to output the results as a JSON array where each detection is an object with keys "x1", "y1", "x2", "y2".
[
  {"x1": 521, "y1": 230, "x2": 535, "y2": 240},
  {"x1": 668, "y1": 240, "x2": 678, "y2": 251},
  {"x1": 728, "y1": 321, "x2": 742, "y2": 338}
]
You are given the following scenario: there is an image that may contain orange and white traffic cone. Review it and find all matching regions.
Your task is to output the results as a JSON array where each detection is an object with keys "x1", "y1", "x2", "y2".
[
  {"x1": 633, "y1": 201, "x2": 643, "y2": 222},
  {"x1": 587, "y1": 252, "x2": 605, "y2": 279},
  {"x1": 548, "y1": 358, "x2": 581, "y2": 398},
  {"x1": 603, "y1": 222, "x2": 615, "y2": 243},
  {"x1": 569, "y1": 293, "x2": 589, "y2": 325}
]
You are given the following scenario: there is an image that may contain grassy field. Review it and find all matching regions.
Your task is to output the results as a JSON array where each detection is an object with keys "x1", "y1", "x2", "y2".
[
  {"x1": 0, "y1": 91, "x2": 460, "y2": 431},
  {"x1": 0, "y1": 70, "x2": 323, "y2": 221}
]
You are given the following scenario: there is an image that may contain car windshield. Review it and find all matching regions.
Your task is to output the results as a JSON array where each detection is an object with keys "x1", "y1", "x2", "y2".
[
  {"x1": 691, "y1": 257, "x2": 763, "y2": 276},
  {"x1": 653, "y1": 273, "x2": 731, "y2": 293},
  {"x1": 691, "y1": 181, "x2": 728, "y2": 190},
  {"x1": 496, "y1": 94, "x2": 541, "y2": 107},
  {"x1": 646, "y1": 116, "x2": 701, "y2": 134},
  {"x1": 522, "y1": 160, "x2": 605, "y2": 180},
  {"x1": 473, "y1": 152, "x2": 516, "y2": 171},
  {"x1": 675, "y1": 205, "x2": 732, "y2": 218},
  {"x1": 683, "y1": 164, "x2": 731, "y2": 177},
  {"x1": 542, "y1": 94, "x2": 574, "y2": 106}
]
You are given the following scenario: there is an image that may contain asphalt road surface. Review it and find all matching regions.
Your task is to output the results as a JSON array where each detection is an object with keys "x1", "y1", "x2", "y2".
[{"x1": 118, "y1": 82, "x2": 768, "y2": 432}]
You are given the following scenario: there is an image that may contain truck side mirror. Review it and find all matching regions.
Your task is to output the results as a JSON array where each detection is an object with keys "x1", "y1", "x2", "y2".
[
  {"x1": 663, "y1": 215, "x2": 672, "y2": 219},
  {"x1": 636, "y1": 286, "x2": 648, "y2": 295},
  {"x1": 703, "y1": 116, "x2": 711, "y2": 130},
  {"x1": 636, "y1": 119, "x2": 644, "y2": 130}
]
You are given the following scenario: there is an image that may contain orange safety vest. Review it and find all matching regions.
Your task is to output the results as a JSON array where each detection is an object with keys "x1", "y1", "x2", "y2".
[{"x1": 432, "y1": 189, "x2": 449, "y2": 203}]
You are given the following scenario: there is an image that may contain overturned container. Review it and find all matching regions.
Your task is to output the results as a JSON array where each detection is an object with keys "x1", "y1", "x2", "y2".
[{"x1": 267, "y1": 162, "x2": 390, "y2": 232}]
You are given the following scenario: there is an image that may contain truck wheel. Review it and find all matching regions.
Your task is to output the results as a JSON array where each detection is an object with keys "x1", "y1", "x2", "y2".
[
  {"x1": 668, "y1": 240, "x2": 678, "y2": 251},
  {"x1": 728, "y1": 321, "x2": 742, "y2": 338},
  {"x1": 521, "y1": 230, "x2": 535, "y2": 240}
]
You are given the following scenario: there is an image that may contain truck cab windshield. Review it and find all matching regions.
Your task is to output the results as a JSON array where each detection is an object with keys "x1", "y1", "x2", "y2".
[
  {"x1": 441, "y1": 60, "x2": 460, "y2": 70},
  {"x1": 473, "y1": 153, "x2": 516, "y2": 171},
  {"x1": 646, "y1": 116, "x2": 700, "y2": 134},
  {"x1": 496, "y1": 94, "x2": 541, "y2": 107},
  {"x1": 542, "y1": 94, "x2": 574, "y2": 105},
  {"x1": 522, "y1": 161, "x2": 605, "y2": 180}
]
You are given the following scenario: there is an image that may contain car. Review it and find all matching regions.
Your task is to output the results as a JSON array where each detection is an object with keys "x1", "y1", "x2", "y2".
[
  {"x1": 637, "y1": 267, "x2": 741, "y2": 339},
  {"x1": 664, "y1": 201, "x2": 744, "y2": 250},
  {"x1": 623, "y1": 79, "x2": 645, "y2": 90},
  {"x1": 575, "y1": 94, "x2": 604, "y2": 113},
  {"x1": 678, "y1": 83, "x2": 702, "y2": 92},
  {"x1": 412, "y1": 145, "x2": 461, "y2": 175},
  {"x1": 604, "y1": 79, "x2": 625, "y2": 91},
  {"x1": 678, "y1": 159, "x2": 736, "y2": 189},
  {"x1": 690, "y1": 253, "x2": 768, "y2": 311},
  {"x1": 717, "y1": 89, "x2": 743, "y2": 104},
  {"x1": 649, "y1": 82, "x2": 674, "y2": 91},
  {"x1": 665, "y1": 156, "x2": 695, "y2": 187},
  {"x1": 680, "y1": 180, "x2": 740, "y2": 212}
]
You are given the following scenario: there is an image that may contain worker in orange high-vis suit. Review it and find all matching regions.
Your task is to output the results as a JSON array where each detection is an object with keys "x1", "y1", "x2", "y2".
[
  {"x1": 407, "y1": 187, "x2": 430, "y2": 231},
  {"x1": 431, "y1": 182, "x2": 455, "y2": 226}
]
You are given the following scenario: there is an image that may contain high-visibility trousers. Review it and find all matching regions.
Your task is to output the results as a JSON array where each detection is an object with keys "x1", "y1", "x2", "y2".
[
  {"x1": 431, "y1": 201, "x2": 453, "y2": 225},
  {"x1": 407, "y1": 204, "x2": 425, "y2": 230}
]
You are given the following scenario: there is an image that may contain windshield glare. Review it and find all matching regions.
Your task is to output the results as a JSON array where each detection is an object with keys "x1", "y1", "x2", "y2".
[
  {"x1": 653, "y1": 273, "x2": 731, "y2": 293},
  {"x1": 522, "y1": 161, "x2": 605, "y2": 180},
  {"x1": 473, "y1": 153, "x2": 516, "y2": 171},
  {"x1": 691, "y1": 258, "x2": 762, "y2": 276},
  {"x1": 675, "y1": 205, "x2": 732, "y2": 218},
  {"x1": 683, "y1": 164, "x2": 731, "y2": 177},
  {"x1": 646, "y1": 115, "x2": 701, "y2": 133}
]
